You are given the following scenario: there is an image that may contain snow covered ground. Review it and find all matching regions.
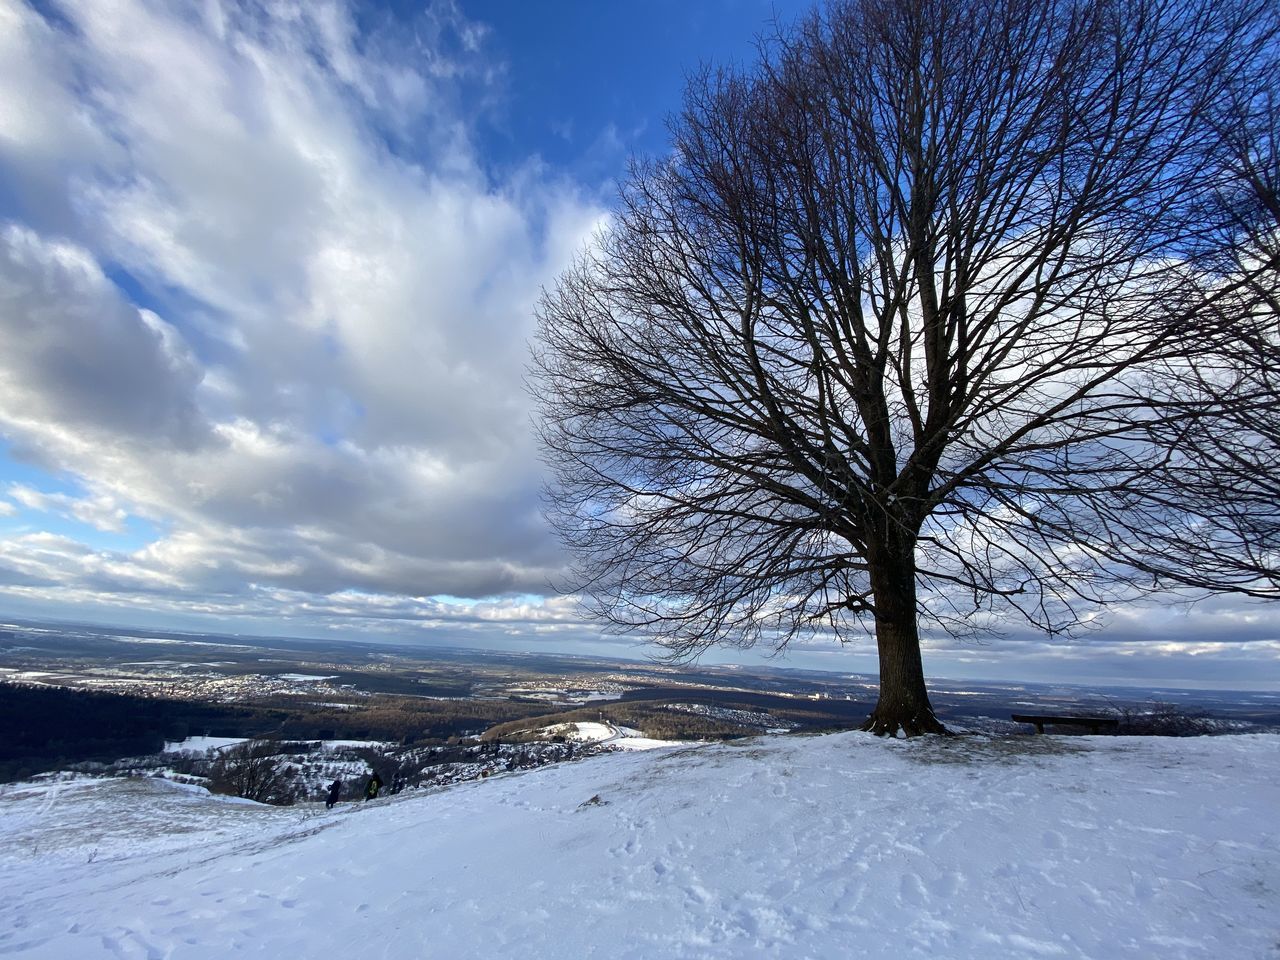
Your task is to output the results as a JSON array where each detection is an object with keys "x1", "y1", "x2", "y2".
[
  {"x1": 160, "y1": 736, "x2": 249, "y2": 754},
  {"x1": 1, "y1": 732, "x2": 1277, "y2": 958},
  {"x1": 275, "y1": 674, "x2": 338, "y2": 682},
  {"x1": 539, "y1": 720, "x2": 675, "y2": 751}
]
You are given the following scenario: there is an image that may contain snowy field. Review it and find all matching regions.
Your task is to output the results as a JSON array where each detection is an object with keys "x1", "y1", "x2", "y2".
[
  {"x1": 538, "y1": 721, "x2": 675, "y2": 751},
  {"x1": 274, "y1": 674, "x2": 333, "y2": 682},
  {"x1": 160, "y1": 736, "x2": 249, "y2": 754},
  {"x1": 1, "y1": 732, "x2": 1277, "y2": 958}
]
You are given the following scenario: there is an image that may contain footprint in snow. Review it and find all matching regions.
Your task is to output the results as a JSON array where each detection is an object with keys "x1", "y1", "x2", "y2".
[
  {"x1": 898, "y1": 872, "x2": 928, "y2": 905},
  {"x1": 929, "y1": 870, "x2": 961, "y2": 898}
]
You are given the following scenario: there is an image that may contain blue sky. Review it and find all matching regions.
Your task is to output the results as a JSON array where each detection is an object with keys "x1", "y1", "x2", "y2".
[
  {"x1": 0, "y1": 0, "x2": 1277, "y2": 689},
  {"x1": 460, "y1": 1, "x2": 800, "y2": 171}
]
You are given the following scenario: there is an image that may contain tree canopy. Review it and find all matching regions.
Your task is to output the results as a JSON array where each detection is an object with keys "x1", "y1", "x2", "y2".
[{"x1": 532, "y1": 0, "x2": 1280, "y2": 735}]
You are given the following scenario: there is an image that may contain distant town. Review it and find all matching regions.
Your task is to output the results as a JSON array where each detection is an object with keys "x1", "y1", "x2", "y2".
[{"x1": 3, "y1": 616, "x2": 1277, "y2": 796}]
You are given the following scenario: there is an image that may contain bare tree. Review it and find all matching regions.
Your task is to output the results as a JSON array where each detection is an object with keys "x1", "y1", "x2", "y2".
[
  {"x1": 531, "y1": 0, "x2": 1279, "y2": 735},
  {"x1": 207, "y1": 740, "x2": 296, "y2": 805},
  {"x1": 1135, "y1": 70, "x2": 1280, "y2": 589}
]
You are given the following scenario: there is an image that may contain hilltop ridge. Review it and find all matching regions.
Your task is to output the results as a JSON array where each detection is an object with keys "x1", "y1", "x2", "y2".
[{"x1": 2, "y1": 732, "x2": 1277, "y2": 958}]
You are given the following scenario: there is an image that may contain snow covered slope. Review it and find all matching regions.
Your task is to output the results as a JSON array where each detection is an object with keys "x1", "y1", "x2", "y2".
[{"x1": 2, "y1": 733, "x2": 1277, "y2": 959}]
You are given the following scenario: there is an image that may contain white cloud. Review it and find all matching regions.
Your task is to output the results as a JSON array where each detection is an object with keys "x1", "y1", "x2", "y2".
[
  {"x1": 0, "y1": 224, "x2": 209, "y2": 451},
  {"x1": 0, "y1": 0, "x2": 606, "y2": 614},
  {"x1": 7, "y1": 484, "x2": 129, "y2": 533}
]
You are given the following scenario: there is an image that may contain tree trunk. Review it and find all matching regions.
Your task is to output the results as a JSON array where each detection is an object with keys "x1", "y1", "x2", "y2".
[{"x1": 859, "y1": 544, "x2": 949, "y2": 737}]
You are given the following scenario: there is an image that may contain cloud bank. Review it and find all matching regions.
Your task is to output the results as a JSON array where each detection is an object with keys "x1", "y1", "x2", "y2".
[{"x1": 0, "y1": 0, "x2": 604, "y2": 624}]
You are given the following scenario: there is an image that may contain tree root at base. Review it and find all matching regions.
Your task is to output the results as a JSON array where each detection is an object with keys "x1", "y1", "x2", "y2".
[{"x1": 859, "y1": 709, "x2": 951, "y2": 737}]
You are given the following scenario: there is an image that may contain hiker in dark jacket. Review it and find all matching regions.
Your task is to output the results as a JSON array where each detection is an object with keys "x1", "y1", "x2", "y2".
[
  {"x1": 364, "y1": 772, "x2": 383, "y2": 801},
  {"x1": 325, "y1": 778, "x2": 342, "y2": 809}
]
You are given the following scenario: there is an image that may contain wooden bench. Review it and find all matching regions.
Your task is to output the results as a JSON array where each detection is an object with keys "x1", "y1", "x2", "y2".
[{"x1": 1011, "y1": 713, "x2": 1119, "y2": 735}]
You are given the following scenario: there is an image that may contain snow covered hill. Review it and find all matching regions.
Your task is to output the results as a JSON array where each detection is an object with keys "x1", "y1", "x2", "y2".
[{"x1": 2, "y1": 732, "x2": 1277, "y2": 959}]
